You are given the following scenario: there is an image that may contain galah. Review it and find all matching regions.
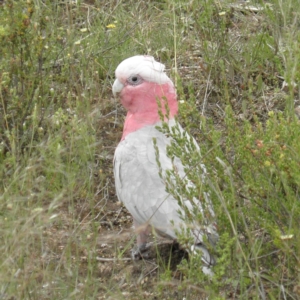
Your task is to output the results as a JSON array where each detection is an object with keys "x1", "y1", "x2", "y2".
[{"x1": 113, "y1": 55, "x2": 218, "y2": 274}]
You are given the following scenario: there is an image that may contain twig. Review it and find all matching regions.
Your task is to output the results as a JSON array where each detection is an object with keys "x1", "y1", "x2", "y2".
[
  {"x1": 137, "y1": 266, "x2": 159, "y2": 284},
  {"x1": 96, "y1": 256, "x2": 132, "y2": 262}
]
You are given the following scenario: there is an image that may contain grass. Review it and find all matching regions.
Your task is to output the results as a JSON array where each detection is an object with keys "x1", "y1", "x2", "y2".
[{"x1": 0, "y1": 0, "x2": 300, "y2": 299}]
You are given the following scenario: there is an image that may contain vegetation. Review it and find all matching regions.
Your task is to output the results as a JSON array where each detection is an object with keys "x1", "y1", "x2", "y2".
[{"x1": 0, "y1": 0, "x2": 299, "y2": 299}]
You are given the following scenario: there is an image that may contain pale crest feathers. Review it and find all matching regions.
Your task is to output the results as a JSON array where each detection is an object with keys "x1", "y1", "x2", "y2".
[{"x1": 115, "y1": 55, "x2": 171, "y2": 85}]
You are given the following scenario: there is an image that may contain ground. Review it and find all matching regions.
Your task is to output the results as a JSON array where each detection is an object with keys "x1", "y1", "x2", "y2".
[{"x1": 1, "y1": 0, "x2": 300, "y2": 299}]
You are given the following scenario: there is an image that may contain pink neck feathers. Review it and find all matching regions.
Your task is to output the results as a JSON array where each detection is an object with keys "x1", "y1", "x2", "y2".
[{"x1": 120, "y1": 81, "x2": 178, "y2": 139}]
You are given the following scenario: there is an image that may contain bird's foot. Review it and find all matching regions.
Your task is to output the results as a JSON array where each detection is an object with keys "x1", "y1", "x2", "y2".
[{"x1": 131, "y1": 242, "x2": 153, "y2": 260}]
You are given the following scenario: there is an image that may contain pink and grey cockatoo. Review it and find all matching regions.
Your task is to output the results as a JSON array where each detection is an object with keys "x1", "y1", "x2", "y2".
[{"x1": 113, "y1": 55, "x2": 218, "y2": 274}]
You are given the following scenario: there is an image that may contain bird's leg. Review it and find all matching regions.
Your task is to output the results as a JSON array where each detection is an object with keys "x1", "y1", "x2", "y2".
[{"x1": 131, "y1": 220, "x2": 151, "y2": 260}]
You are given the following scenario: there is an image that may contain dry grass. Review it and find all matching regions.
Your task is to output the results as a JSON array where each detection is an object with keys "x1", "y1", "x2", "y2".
[{"x1": 0, "y1": 0, "x2": 300, "y2": 299}]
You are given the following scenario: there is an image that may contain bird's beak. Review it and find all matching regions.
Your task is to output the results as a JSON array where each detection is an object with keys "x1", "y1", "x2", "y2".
[{"x1": 112, "y1": 79, "x2": 124, "y2": 97}]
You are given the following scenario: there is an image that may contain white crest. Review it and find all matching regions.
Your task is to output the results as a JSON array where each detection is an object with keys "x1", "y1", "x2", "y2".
[{"x1": 115, "y1": 55, "x2": 171, "y2": 85}]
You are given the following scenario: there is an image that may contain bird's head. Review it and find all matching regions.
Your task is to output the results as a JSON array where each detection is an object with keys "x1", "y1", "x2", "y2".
[{"x1": 112, "y1": 55, "x2": 178, "y2": 119}]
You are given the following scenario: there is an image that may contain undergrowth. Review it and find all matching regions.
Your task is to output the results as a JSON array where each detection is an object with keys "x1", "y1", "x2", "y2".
[{"x1": 0, "y1": 0, "x2": 299, "y2": 299}]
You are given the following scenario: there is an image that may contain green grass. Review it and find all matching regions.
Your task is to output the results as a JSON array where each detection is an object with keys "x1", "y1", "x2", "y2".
[{"x1": 0, "y1": 0, "x2": 300, "y2": 299}]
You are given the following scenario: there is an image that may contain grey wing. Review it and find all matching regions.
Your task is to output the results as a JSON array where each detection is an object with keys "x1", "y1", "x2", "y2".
[
  {"x1": 164, "y1": 121, "x2": 218, "y2": 244},
  {"x1": 114, "y1": 122, "x2": 217, "y2": 244},
  {"x1": 114, "y1": 127, "x2": 182, "y2": 239}
]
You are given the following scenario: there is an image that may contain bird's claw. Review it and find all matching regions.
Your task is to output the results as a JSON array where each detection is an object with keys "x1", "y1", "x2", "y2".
[{"x1": 131, "y1": 243, "x2": 153, "y2": 260}]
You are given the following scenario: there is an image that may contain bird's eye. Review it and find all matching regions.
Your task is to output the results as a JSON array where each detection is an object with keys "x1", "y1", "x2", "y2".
[{"x1": 127, "y1": 75, "x2": 142, "y2": 86}]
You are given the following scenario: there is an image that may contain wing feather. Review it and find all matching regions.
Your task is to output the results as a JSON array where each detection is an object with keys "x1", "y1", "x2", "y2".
[{"x1": 114, "y1": 119, "x2": 216, "y2": 243}]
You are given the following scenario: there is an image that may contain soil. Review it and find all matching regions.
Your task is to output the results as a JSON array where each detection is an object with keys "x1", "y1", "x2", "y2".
[{"x1": 39, "y1": 3, "x2": 299, "y2": 299}]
